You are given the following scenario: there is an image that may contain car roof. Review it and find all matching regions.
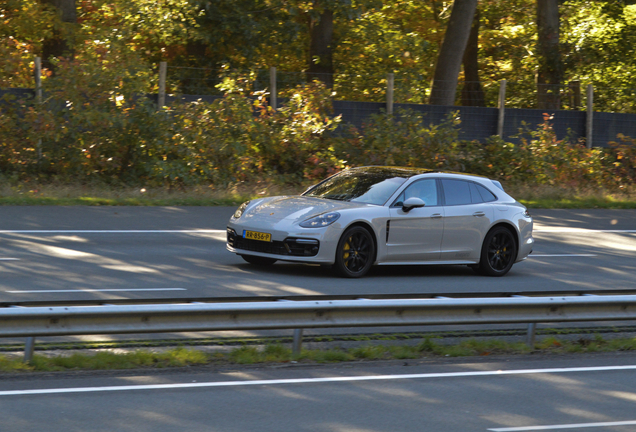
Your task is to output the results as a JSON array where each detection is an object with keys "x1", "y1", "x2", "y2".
[{"x1": 349, "y1": 166, "x2": 488, "y2": 180}]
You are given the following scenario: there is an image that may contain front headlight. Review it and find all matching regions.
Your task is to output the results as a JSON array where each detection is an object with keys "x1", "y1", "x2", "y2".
[
  {"x1": 233, "y1": 201, "x2": 250, "y2": 219},
  {"x1": 300, "y1": 212, "x2": 340, "y2": 228}
]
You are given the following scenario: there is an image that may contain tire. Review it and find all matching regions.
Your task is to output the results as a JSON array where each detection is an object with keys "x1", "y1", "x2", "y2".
[
  {"x1": 478, "y1": 226, "x2": 517, "y2": 277},
  {"x1": 241, "y1": 255, "x2": 277, "y2": 266},
  {"x1": 334, "y1": 226, "x2": 375, "y2": 278}
]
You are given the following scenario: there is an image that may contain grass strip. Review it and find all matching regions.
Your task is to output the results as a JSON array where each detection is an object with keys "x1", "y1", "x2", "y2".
[
  {"x1": 2, "y1": 335, "x2": 636, "y2": 373},
  {"x1": 0, "y1": 196, "x2": 245, "y2": 207},
  {"x1": 2, "y1": 183, "x2": 636, "y2": 208},
  {"x1": 1, "y1": 326, "x2": 634, "y2": 353},
  {"x1": 4, "y1": 195, "x2": 636, "y2": 209},
  {"x1": 2, "y1": 327, "x2": 634, "y2": 353}
]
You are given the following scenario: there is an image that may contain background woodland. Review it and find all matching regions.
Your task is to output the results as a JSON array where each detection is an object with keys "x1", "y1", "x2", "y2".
[{"x1": 2, "y1": 0, "x2": 636, "y2": 192}]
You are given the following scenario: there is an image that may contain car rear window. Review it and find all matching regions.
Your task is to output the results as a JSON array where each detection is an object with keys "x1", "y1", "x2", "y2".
[{"x1": 475, "y1": 183, "x2": 497, "y2": 202}]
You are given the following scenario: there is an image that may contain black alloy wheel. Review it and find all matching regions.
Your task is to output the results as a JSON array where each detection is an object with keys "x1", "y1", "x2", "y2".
[
  {"x1": 478, "y1": 226, "x2": 517, "y2": 276},
  {"x1": 241, "y1": 255, "x2": 277, "y2": 266},
  {"x1": 334, "y1": 226, "x2": 375, "y2": 278}
]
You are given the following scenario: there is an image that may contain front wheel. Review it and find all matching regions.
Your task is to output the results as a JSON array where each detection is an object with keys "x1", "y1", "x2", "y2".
[
  {"x1": 241, "y1": 255, "x2": 277, "y2": 266},
  {"x1": 334, "y1": 226, "x2": 375, "y2": 278},
  {"x1": 478, "y1": 227, "x2": 517, "y2": 277}
]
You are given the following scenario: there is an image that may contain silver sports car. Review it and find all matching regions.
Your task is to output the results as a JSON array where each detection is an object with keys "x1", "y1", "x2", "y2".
[{"x1": 227, "y1": 166, "x2": 533, "y2": 277}]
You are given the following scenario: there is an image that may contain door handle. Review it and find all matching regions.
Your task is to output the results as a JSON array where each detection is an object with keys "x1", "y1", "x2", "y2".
[
  {"x1": 473, "y1": 211, "x2": 485, "y2": 217},
  {"x1": 430, "y1": 213, "x2": 443, "y2": 219}
]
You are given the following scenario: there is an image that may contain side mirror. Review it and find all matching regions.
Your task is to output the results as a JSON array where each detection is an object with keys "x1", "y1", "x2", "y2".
[{"x1": 402, "y1": 197, "x2": 425, "y2": 212}]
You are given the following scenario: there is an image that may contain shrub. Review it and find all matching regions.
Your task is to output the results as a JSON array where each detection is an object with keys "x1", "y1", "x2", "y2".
[
  {"x1": 606, "y1": 134, "x2": 636, "y2": 191},
  {"x1": 3, "y1": 72, "x2": 636, "y2": 193},
  {"x1": 337, "y1": 108, "x2": 462, "y2": 169}
]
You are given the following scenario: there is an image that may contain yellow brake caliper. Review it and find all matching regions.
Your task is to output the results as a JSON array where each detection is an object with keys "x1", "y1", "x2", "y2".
[{"x1": 343, "y1": 238, "x2": 351, "y2": 266}]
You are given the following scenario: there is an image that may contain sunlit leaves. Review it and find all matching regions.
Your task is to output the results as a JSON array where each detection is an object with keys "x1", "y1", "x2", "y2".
[
  {"x1": 334, "y1": 0, "x2": 442, "y2": 103},
  {"x1": 561, "y1": 0, "x2": 636, "y2": 110},
  {"x1": 0, "y1": 0, "x2": 57, "y2": 86}
]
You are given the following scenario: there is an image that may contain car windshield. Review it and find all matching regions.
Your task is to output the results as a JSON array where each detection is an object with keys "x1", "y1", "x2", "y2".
[{"x1": 302, "y1": 168, "x2": 412, "y2": 205}]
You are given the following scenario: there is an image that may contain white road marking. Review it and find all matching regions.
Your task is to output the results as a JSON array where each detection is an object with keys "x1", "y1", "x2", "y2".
[
  {"x1": 0, "y1": 230, "x2": 226, "y2": 234},
  {"x1": 6, "y1": 288, "x2": 186, "y2": 293},
  {"x1": 1, "y1": 364, "x2": 635, "y2": 397},
  {"x1": 0, "y1": 258, "x2": 20, "y2": 261},
  {"x1": 534, "y1": 228, "x2": 636, "y2": 233},
  {"x1": 488, "y1": 420, "x2": 636, "y2": 431},
  {"x1": 529, "y1": 254, "x2": 597, "y2": 257}
]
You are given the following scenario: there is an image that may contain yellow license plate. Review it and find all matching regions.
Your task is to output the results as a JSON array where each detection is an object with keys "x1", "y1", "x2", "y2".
[{"x1": 243, "y1": 230, "x2": 272, "y2": 242}]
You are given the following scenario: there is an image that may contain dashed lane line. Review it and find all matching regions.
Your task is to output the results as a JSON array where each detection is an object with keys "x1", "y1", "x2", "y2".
[
  {"x1": 529, "y1": 254, "x2": 597, "y2": 257},
  {"x1": 0, "y1": 230, "x2": 226, "y2": 234},
  {"x1": 5, "y1": 288, "x2": 187, "y2": 293},
  {"x1": 488, "y1": 420, "x2": 636, "y2": 431},
  {"x1": 534, "y1": 228, "x2": 636, "y2": 233}
]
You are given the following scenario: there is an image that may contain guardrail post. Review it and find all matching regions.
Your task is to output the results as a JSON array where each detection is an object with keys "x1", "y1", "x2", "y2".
[
  {"x1": 526, "y1": 323, "x2": 537, "y2": 347},
  {"x1": 292, "y1": 328, "x2": 304, "y2": 356},
  {"x1": 24, "y1": 337, "x2": 36, "y2": 363}
]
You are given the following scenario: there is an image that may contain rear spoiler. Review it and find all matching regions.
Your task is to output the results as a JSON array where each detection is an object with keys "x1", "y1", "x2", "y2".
[{"x1": 491, "y1": 180, "x2": 505, "y2": 191}]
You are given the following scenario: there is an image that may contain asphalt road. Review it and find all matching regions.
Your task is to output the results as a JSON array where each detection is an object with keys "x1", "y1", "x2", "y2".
[
  {"x1": 0, "y1": 207, "x2": 635, "y2": 303},
  {"x1": 1, "y1": 207, "x2": 636, "y2": 431},
  {"x1": 1, "y1": 353, "x2": 636, "y2": 431}
]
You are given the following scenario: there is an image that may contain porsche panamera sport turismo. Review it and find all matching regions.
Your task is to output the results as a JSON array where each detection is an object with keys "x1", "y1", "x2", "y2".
[{"x1": 227, "y1": 167, "x2": 534, "y2": 278}]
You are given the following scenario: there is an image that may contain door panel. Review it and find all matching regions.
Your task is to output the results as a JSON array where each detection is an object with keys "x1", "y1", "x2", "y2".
[
  {"x1": 439, "y1": 179, "x2": 493, "y2": 261},
  {"x1": 386, "y1": 206, "x2": 444, "y2": 262}
]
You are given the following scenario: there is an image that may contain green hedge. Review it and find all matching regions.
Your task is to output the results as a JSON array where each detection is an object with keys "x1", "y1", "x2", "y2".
[{"x1": 2, "y1": 77, "x2": 636, "y2": 192}]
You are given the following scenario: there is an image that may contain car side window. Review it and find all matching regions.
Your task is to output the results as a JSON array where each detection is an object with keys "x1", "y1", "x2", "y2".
[
  {"x1": 393, "y1": 179, "x2": 438, "y2": 207},
  {"x1": 441, "y1": 179, "x2": 472, "y2": 206},
  {"x1": 475, "y1": 183, "x2": 497, "y2": 202}
]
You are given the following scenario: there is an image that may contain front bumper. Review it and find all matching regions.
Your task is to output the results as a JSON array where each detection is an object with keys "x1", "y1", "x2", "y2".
[
  {"x1": 226, "y1": 225, "x2": 340, "y2": 264},
  {"x1": 227, "y1": 228, "x2": 320, "y2": 257}
]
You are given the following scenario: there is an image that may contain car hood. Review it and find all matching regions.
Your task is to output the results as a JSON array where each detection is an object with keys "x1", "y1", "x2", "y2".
[{"x1": 242, "y1": 196, "x2": 372, "y2": 225}]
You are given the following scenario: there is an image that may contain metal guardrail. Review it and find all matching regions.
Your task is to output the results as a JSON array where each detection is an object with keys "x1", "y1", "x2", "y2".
[
  {"x1": 3, "y1": 289, "x2": 636, "y2": 308},
  {"x1": 3, "y1": 293, "x2": 636, "y2": 362}
]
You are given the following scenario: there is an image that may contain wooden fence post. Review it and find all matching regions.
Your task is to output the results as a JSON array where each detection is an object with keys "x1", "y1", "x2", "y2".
[
  {"x1": 34, "y1": 57, "x2": 42, "y2": 103},
  {"x1": 569, "y1": 80, "x2": 581, "y2": 110},
  {"x1": 386, "y1": 73, "x2": 394, "y2": 115},
  {"x1": 158, "y1": 61, "x2": 167, "y2": 110},
  {"x1": 497, "y1": 79, "x2": 507, "y2": 138},
  {"x1": 34, "y1": 57, "x2": 42, "y2": 161},
  {"x1": 586, "y1": 84, "x2": 594, "y2": 149},
  {"x1": 270, "y1": 66, "x2": 277, "y2": 111}
]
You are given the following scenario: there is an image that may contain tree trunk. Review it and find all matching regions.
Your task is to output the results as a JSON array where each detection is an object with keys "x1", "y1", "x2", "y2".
[
  {"x1": 307, "y1": 7, "x2": 334, "y2": 88},
  {"x1": 429, "y1": 0, "x2": 478, "y2": 106},
  {"x1": 536, "y1": 0, "x2": 563, "y2": 110},
  {"x1": 461, "y1": 8, "x2": 485, "y2": 107},
  {"x1": 40, "y1": 0, "x2": 77, "y2": 75}
]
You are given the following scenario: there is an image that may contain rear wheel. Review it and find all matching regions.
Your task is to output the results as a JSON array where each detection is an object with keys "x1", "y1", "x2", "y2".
[
  {"x1": 478, "y1": 226, "x2": 517, "y2": 276},
  {"x1": 334, "y1": 226, "x2": 375, "y2": 278},
  {"x1": 241, "y1": 255, "x2": 277, "y2": 266}
]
